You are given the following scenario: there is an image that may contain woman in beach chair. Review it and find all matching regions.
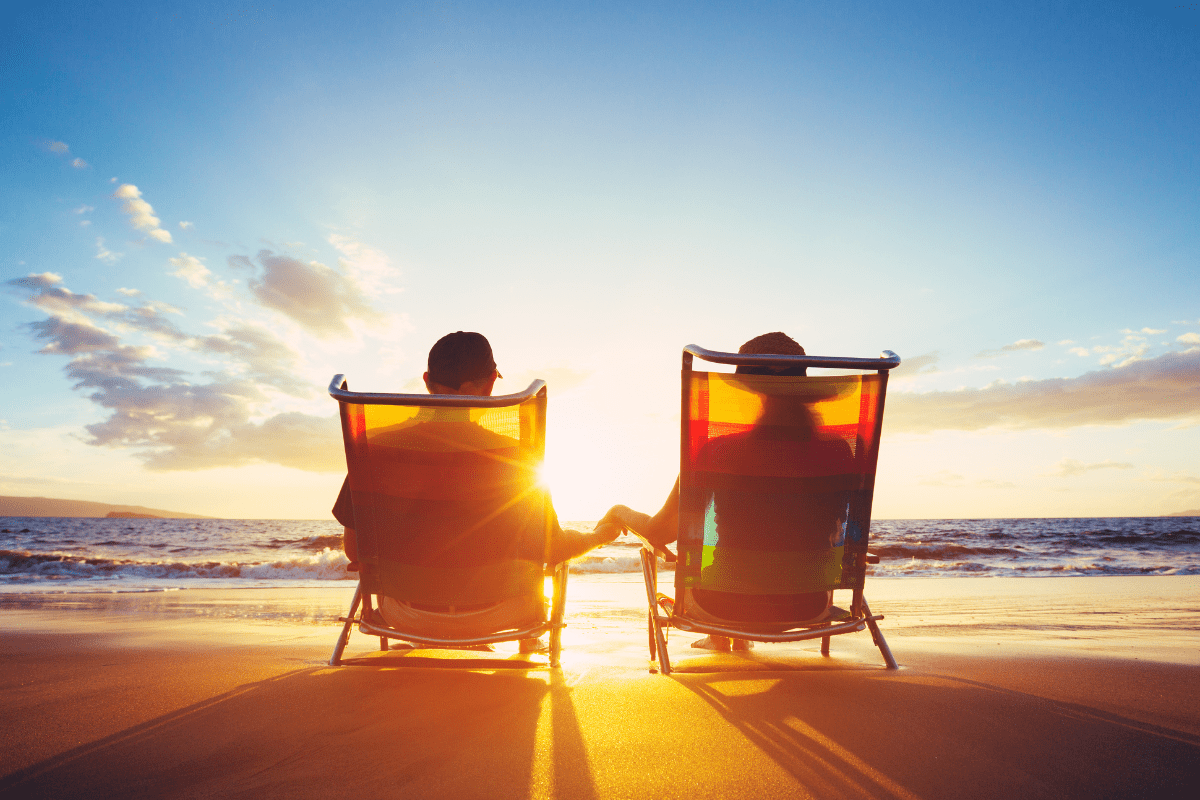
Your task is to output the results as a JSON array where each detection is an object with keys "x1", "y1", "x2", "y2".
[
  {"x1": 328, "y1": 332, "x2": 618, "y2": 667},
  {"x1": 599, "y1": 333, "x2": 900, "y2": 673}
]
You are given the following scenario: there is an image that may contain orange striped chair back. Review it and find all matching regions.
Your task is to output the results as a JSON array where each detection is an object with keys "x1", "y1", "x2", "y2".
[{"x1": 338, "y1": 394, "x2": 550, "y2": 606}]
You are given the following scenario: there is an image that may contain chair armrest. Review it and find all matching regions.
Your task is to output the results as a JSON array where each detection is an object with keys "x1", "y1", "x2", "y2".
[
  {"x1": 628, "y1": 531, "x2": 677, "y2": 563},
  {"x1": 866, "y1": 553, "x2": 880, "y2": 564}
]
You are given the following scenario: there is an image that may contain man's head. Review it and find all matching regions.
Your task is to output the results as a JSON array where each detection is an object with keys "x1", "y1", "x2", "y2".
[
  {"x1": 736, "y1": 331, "x2": 807, "y2": 377},
  {"x1": 423, "y1": 331, "x2": 502, "y2": 395}
]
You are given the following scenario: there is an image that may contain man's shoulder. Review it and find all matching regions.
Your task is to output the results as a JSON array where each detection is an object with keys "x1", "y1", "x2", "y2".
[{"x1": 371, "y1": 419, "x2": 519, "y2": 452}]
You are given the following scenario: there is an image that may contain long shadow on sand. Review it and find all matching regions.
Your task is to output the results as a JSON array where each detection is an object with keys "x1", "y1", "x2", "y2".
[
  {"x1": 670, "y1": 652, "x2": 1199, "y2": 800},
  {"x1": 1, "y1": 650, "x2": 599, "y2": 800}
]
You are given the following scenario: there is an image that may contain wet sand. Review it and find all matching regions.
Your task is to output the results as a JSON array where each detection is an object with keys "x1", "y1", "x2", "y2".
[{"x1": 2, "y1": 576, "x2": 1198, "y2": 798}]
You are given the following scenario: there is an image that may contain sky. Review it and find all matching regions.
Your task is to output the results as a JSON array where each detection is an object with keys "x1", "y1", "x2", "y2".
[{"x1": 1, "y1": 0, "x2": 1198, "y2": 520}]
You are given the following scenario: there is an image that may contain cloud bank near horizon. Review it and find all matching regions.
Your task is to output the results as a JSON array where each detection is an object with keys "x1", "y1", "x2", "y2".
[
  {"x1": 887, "y1": 350, "x2": 1200, "y2": 433},
  {"x1": 4, "y1": 262, "x2": 368, "y2": 472}
]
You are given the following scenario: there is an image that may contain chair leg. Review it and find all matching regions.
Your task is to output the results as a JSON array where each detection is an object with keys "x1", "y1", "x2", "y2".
[
  {"x1": 648, "y1": 607, "x2": 657, "y2": 662},
  {"x1": 821, "y1": 635, "x2": 831, "y2": 656},
  {"x1": 639, "y1": 549, "x2": 671, "y2": 674},
  {"x1": 329, "y1": 584, "x2": 362, "y2": 666},
  {"x1": 380, "y1": 637, "x2": 389, "y2": 651},
  {"x1": 548, "y1": 626, "x2": 562, "y2": 669},
  {"x1": 548, "y1": 564, "x2": 567, "y2": 669},
  {"x1": 651, "y1": 612, "x2": 671, "y2": 675},
  {"x1": 861, "y1": 599, "x2": 898, "y2": 669},
  {"x1": 639, "y1": 549, "x2": 655, "y2": 662}
]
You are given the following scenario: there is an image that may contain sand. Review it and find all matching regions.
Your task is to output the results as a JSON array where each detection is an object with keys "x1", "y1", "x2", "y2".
[{"x1": 2, "y1": 576, "x2": 1198, "y2": 799}]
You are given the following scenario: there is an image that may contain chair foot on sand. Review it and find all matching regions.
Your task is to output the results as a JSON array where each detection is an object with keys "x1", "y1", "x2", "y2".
[
  {"x1": 863, "y1": 600, "x2": 898, "y2": 669},
  {"x1": 329, "y1": 585, "x2": 362, "y2": 666}
]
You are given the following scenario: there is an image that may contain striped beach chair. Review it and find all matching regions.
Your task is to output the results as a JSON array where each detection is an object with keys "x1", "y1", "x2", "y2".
[
  {"x1": 638, "y1": 345, "x2": 900, "y2": 674},
  {"x1": 327, "y1": 375, "x2": 567, "y2": 667}
]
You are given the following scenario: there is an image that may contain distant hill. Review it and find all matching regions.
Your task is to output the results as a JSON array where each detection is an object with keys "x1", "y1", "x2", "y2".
[
  {"x1": 0, "y1": 496, "x2": 212, "y2": 519},
  {"x1": 1166, "y1": 509, "x2": 1200, "y2": 517}
]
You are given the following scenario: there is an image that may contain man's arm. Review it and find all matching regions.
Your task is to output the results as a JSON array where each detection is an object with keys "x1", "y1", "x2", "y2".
[
  {"x1": 548, "y1": 521, "x2": 622, "y2": 565},
  {"x1": 332, "y1": 476, "x2": 360, "y2": 570}
]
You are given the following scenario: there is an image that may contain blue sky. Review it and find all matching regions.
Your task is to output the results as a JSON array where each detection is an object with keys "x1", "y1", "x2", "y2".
[{"x1": 2, "y1": 0, "x2": 1198, "y2": 518}]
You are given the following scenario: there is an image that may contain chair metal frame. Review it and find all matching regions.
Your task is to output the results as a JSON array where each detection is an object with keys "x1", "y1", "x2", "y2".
[
  {"x1": 635, "y1": 345, "x2": 901, "y2": 674},
  {"x1": 327, "y1": 374, "x2": 568, "y2": 667}
]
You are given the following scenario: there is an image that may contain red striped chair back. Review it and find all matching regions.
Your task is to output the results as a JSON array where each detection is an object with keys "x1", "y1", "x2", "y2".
[{"x1": 676, "y1": 370, "x2": 887, "y2": 624}]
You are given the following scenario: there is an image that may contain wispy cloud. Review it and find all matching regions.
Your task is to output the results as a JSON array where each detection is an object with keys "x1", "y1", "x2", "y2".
[
  {"x1": 94, "y1": 237, "x2": 122, "y2": 264},
  {"x1": 112, "y1": 184, "x2": 172, "y2": 244},
  {"x1": 73, "y1": 205, "x2": 94, "y2": 215},
  {"x1": 43, "y1": 141, "x2": 87, "y2": 168},
  {"x1": 179, "y1": 221, "x2": 194, "y2": 230},
  {"x1": 887, "y1": 350, "x2": 1200, "y2": 433},
  {"x1": 503, "y1": 366, "x2": 592, "y2": 394},
  {"x1": 917, "y1": 471, "x2": 1013, "y2": 488},
  {"x1": 6, "y1": 273, "x2": 341, "y2": 472},
  {"x1": 1145, "y1": 471, "x2": 1200, "y2": 486},
  {"x1": 8, "y1": 273, "x2": 127, "y2": 319},
  {"x1": 1178, "y1": 332, "x2": 1200, "y2": 346},
  {"x1": 327, "y1": 234, "x2": 401, "y2": 296},
  {"x1": 1091, "y1": 329, "x2": 1157, "y2": 367},
  {"x1": 891, "y1": 351, "x2": 940, "y2": 377},
  {"x1": 228, "y1": 249, "x2": 382, "y2": 338},
  {"x1": 169, "y1": 253, "x2": 212, "y2": 289},
  {"x1": 976, "y1": 338, "x2": 1045, "y2": 358},
  {"x1": 1048, "y1": 459, "x2": 1134, "y2": 477},
  {"x1": 918, "y1": 470, "x2": 963, "y2": 487}
]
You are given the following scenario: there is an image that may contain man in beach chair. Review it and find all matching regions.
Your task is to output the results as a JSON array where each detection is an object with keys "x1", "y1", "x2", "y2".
[
  {"x1": 328, "y1": 331, "x2": 619, "y2": 666},
  {"x1": 599, "y1": 333, "x2": 900, "y2": 673}
]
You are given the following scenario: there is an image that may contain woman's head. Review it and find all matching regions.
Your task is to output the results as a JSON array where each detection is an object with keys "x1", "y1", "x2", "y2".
[{"x1": 736, "y1": 332, "x2": 807, "y2": 376}]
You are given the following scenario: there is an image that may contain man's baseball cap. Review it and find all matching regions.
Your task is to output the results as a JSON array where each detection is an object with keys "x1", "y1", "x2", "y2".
[{"x1": 427, "y1": 331, "x2": 501, "y2": 389}]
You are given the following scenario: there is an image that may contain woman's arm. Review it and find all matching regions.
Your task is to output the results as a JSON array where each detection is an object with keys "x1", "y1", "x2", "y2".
[{"x1": 599, "y1": 477, "x2": 680, "y2": 547}]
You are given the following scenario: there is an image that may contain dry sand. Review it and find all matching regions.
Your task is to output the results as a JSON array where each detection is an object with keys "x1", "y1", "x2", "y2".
[{"x1": 1, "y1": 576, "x2": 1197, "y2": 799}]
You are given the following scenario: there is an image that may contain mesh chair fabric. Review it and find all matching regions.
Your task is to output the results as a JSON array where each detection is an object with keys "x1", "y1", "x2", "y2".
[
  {"x1": 339, "y1": 399, "x2": 549, "y2": 606},
  {"x1": 677, "y1": 372, "x2": 885, "y2": 614}
]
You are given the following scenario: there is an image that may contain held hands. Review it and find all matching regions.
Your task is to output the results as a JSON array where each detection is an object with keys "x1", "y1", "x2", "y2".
[
  {"x1": 598, "y1": 505, "x2": 680, "y2": 551},
  {"x1": 597, "y1": 505, "x2": 629, "y2": 533},
  {"x1": 592, "y1": 521, "x2": 623, "y2": 545}
]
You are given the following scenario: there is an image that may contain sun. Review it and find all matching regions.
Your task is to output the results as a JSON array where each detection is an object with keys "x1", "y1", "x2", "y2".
[{"x1": 536, "y1": 454, "x2": 613, "y2": 521}]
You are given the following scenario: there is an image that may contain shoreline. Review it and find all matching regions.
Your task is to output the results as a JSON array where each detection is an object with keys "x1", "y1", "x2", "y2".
[
  {"x1": 3, "y1": 575, "x2": 1198, "y2": 798},
  {"x1": 4, "y1": 576, "x2": 1197, "y2": 663}
]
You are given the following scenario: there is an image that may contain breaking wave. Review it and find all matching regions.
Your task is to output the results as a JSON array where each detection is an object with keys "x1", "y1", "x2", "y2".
[
  {"x1": 0, "y1": 548, "x2": 353, "y2": 585},
  {"x1": 2, "y1": 516, "x2": 1198, "y2": 589}
]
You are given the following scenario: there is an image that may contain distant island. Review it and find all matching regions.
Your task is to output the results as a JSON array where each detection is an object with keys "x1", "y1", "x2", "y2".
[
  {"x1": 1166, "y1": 509, "x2": 1200, "y2": 517},
  {"x1": 0, "y1": 496, "x2": 212, "y2": 519}
]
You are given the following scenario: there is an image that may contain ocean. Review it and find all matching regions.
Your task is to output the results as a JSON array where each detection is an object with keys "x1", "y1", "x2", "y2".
[{"x1": 1, "y1": 516, "x2": 1198, "y2": 594}]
